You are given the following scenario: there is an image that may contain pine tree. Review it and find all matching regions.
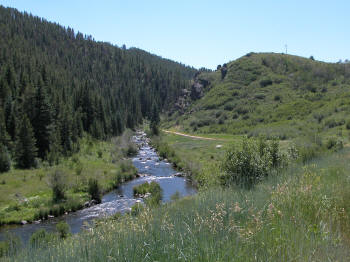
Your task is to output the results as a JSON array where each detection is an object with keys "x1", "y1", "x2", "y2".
[
  {"x1": 14, "y1": 115, "x2": 37, "y2": 168},
  {"x1": 150, "y1": 103, "x2": 160, "y2": 135},
  {"x1": 33, "y1": 81, "x2": 52, "y2": 158},
  {"x1": 0, "y1": 108, "x2": 10, "y2": 148},
  {"x1": 0, "y1": 145, "x2": 11, "y2": 173}
]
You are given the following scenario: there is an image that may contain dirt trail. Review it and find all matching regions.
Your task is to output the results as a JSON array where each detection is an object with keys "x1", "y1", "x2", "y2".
[{"x1": 162, "y1": 130, "x2": 225, "y2": 141}]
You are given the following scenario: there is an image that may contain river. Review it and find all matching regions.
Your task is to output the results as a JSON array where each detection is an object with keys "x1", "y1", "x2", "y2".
[{"x1": 0, "y1": 131, "x2": 196, "y2": 243}]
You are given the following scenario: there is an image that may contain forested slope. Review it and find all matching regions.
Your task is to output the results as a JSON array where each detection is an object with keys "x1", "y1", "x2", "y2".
[{"x1": 0, "y1": 6, "x2": 196, "y2": 168}]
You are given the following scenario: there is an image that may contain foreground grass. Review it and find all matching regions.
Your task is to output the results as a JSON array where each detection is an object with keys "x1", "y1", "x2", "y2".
[
  {"x1": 4, "y1": 149, "x2": 350, "y2": 261},
  {"x1": 0, "y1": 133, "x2": 137, "y2": 225}
]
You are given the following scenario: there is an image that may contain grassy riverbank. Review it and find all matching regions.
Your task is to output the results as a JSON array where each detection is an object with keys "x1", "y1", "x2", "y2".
[
  {"x1": 0, "y1": 132, "x2": 137, "y2": 225},
  {"x1": 3, "y1": 148, "x2": 350, "y2": 261}
]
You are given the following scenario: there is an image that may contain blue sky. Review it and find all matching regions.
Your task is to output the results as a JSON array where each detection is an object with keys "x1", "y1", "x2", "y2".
[{"x1": 1, "y1": 0, "x2": 349, "y2": 69}]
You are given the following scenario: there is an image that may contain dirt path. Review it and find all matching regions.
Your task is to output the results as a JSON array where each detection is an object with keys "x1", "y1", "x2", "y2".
[{"x1": 162, "y1": 130, "x2": 225, "y2": 141}]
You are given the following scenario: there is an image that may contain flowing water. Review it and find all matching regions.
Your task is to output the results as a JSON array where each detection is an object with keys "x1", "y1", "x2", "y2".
[{"x1": 0, "y1": 132, "x2": 196, "y2": 243}]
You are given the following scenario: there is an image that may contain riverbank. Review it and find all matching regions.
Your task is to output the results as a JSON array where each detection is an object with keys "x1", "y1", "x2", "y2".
[
  {"x1": 0, "y1": 132, "x2": 138, "y2": 226},
  {"x1": 0, "y1": 131, "x2": 196, "y2": 245},
  {"x1": 150, "y1": 131, "x2": 242, "y2": 187},
  {"x1": 5, "y1": 146, "x2": 350, "y2": 261}
]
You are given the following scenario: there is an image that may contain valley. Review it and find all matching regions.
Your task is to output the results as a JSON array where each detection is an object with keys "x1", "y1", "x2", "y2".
[{"x1": 1, "y1": 3, "x2": 350, "y2": 262}]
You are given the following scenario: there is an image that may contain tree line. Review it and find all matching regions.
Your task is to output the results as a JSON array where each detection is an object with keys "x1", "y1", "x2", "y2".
[{"x1": 0, "y1": 6, "x2": 197, "y2": 170}]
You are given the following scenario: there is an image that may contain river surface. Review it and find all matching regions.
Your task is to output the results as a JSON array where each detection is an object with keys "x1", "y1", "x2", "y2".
[{"x1": 0, "y1": 132, "x2": 196, "y2": 243}]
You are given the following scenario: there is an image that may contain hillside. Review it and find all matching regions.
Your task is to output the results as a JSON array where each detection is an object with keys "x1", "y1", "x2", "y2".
[
  {"x1": 165, "y1": 52, "x2": 350, "y2": 142},
  {"x1": 0, "y1": 6, "x2": 196, "y2": 166},
  {"x1": 2, "y1": 5, "x2": 350, "y2": 262}
]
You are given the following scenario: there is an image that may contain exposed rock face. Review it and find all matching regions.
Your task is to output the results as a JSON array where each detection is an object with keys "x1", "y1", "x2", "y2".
[
  {"x1": 190, "y1": 78, "x2": 209, "y2": 100},
  {"x1": 171, "y1": 73, "x2": 210, "y2": 114}
]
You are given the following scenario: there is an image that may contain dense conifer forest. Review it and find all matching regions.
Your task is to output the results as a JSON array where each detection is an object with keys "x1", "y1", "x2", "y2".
[{"x1": 0, "y1": 6, "x2": 196, "y2": 168}]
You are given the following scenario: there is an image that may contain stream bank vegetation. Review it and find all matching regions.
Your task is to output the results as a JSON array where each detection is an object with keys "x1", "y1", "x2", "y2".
[
  {"x1": 0, "y1": 130, "x2": 138, "y2": 226},
  {"x1": 133, "y1": 181, "x2": 163, "y2": 208},
  {"x1": 2, "y1": 146, "x2": 350, "y2": 261}
]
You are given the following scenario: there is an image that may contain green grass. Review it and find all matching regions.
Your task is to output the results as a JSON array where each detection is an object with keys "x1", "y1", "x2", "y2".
[
  {"x1": 164, "y1": 53, "x2": 350, "y2": 143},
  {"x1": 4, "y1": 149, "x2": 350, "y2": 261},
  {"x1": 0, "y1": 133, "x2": 138, "y2": 225},
  {"x1": 160, "y1": 132, "x2": 237, "y2": 164}
]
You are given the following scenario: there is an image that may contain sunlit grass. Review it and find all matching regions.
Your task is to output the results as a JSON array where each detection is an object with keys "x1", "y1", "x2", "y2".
[
  {"x1": 0, "y1": 133, "x2": 137, "y2": 225},
  {"x1": 5, "y1": 149, "x2": 350, "y2": 261}
]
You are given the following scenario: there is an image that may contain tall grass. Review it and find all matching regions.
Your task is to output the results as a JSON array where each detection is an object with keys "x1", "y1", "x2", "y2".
[{"x1": 3, "y1": 149, "x2": 350, "y2": 261}]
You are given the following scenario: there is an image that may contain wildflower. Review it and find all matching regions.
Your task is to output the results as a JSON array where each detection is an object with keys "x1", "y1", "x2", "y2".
[{"x1": 277, "y1": 210, "x2": 282, "y2": 217}]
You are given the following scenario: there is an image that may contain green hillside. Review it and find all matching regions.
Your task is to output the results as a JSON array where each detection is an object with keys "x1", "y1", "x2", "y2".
[{"x1": 165, "y1": 52, "x2": 350, "y2": 141}]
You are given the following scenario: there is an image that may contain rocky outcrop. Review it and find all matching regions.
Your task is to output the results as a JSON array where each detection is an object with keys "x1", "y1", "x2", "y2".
[
  {"x1": 220, "y1": 64, "x2": 228, "y2": 80},
  {"x1": 170, "y1": 73, "x2": 210, "y2": 114},
  {"x1": 190, "y1": 78, "x2": 209, "y2": 100},
  {"x1": 83, "y1": 199, "x2": 99, "y2": 208}
]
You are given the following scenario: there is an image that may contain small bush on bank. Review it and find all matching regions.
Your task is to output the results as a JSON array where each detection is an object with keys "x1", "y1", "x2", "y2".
[
  {"x1": 48, "y1": 170, "x2": 67, "y2": 203},
  {"x1": 29, "y1": 229, "x2": 56, "y2": 248},
  {"x1": 88, "y1": 178, "x2": 101, "y2": 203},
  {"x1": 56, "y1": 221, "x2": 70, "y2": 239},
  {"x1": 221, "y1": 138, "x2": 285, "y2": 188},
  {"x1": 133, "y1": 181, "x2": 163, "y2": 207}
]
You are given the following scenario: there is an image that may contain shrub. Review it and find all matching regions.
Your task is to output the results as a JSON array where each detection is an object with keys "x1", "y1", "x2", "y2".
[
  {"x1": 232, "y1": 113, "x2": 239, "y2": 119},
  {"x1": 236, "y1": 106, "x2": 249, "y2": 115},
  {"x1": 260, "y1": 78, "x2": 272, "y2": 87},
  {"x1": 274, "y1": 95, "x2": 281, "y2": 101},
  {"x1": 30, "y1": 229, "x2": 55, "y2": 248},
  {"x1": 326, "y1": 137, "x2": 343, "y2": 151},
  {"x1": 75, "y1": 162, "x2": 83, "y2": 176},
  {"x1": 325, "y1": 118, "x2": 345, "y2": 128},
  {"x1": 126, "y1": 144, "x2": 138, "y2": 156},
  {"x1": 287, "y1": 144, "x2": 299, "y2": 160},
  {"x1": 306, "y1": 84, "x2": 317, "y2": 93},
  {"x1": 220, "y1": 138, "x2": 284, "y2": 188},
  {"x1": 254, "y1": 93, "x2": 265, "y2": 100},
  {"x1": 313, "y1": 112, "x2": 324, "y2": 123},
  {"x1": 97, "y1": 150, "x2": 103, "y2": 158},
  {"x1": 197, "y1": 118, "x2": 214, "y2": 127},
  {"x1": 5, "y1": 203, "x2": 20, "y2": 212},
  {"x1": 215, "y1": 111, "x2": 222, "y2": 118},
  {"x1": 224, "y1": 102, "x2": 235, "y2": 111},
  {"x1": 0, "y1": 146, "x2": 10, "y2": 173},
  {"x1": 221, "y1": 139, "x2": 267, "y2": 188},
  {"x1": 346, "y1": 120, "x2": 350, "y2": 130},
  {"x1": 56, "y1": 221, "x2": 70, "y2": 239},
  {"x1": 88, "y1": 178, "x2": 101, "y2": 203},
  {"x1": 48, "y1": 170, "x2": 67, "y2": 203},
  {"x1": 133, "y1": 181, "x2": 163, "y2": 207}
]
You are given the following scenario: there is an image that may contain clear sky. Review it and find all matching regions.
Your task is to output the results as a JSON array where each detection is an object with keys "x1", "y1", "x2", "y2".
[{"x1": 1, "y1": 0, "x2": 349, "y2": 69}]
